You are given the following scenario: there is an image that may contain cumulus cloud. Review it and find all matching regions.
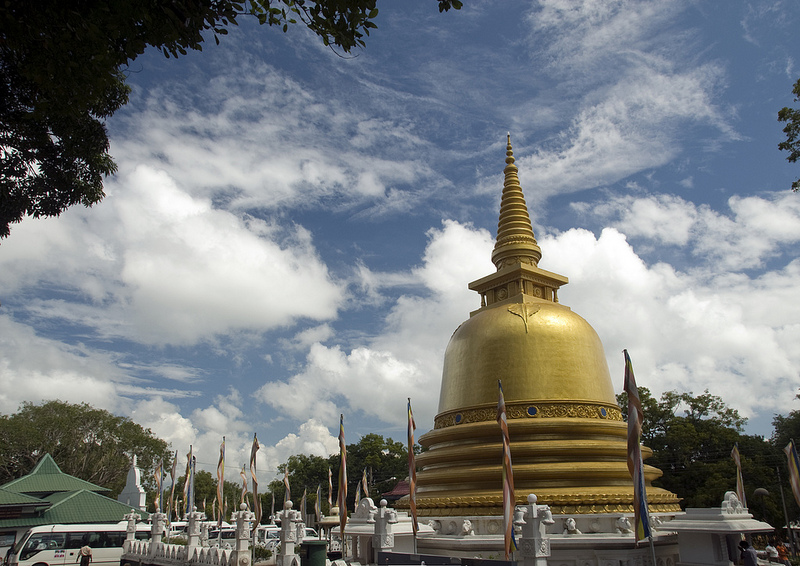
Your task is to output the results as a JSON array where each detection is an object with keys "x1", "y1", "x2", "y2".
[
  {"x1": 130, "y1": 395, "x2": 337, "y2": 482},
  {"x1": 0, "y1": 164, "x2": 345, "y2": 346},
  {"x1": 585, "y1": 191, "x2": 800, "y2": 270},
  {"x1": 0, "y1": 315, "x2": 198, "y2": 415},
  {"x1": 255, "y1": 220, "x2": 495, "y2": 428},
  {"x1": 541, "y1": 211, "x2": 800, "y2": 420}
]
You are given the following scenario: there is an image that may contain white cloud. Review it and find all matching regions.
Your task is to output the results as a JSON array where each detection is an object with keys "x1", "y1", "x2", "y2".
[
  {"x1": 0, "y1": 164, "x2": 345, "y2": 346},
  {"x1": 255, "y1": 220, "x2": 495, "y2": 429},
  {"x1": 588, "y1": 192, "x2": 800, "y2": 270},
  {"x1": 541, "y1": 223, "x2": 800, "y2": 421}
]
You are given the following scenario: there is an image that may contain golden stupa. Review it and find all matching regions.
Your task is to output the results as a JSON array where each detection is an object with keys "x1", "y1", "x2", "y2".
[{"x1": 411, "y1": 136, "x2": 680, "y2": 517}]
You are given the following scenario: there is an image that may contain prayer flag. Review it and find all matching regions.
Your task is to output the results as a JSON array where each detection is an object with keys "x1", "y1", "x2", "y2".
[
  {"x1": 355, "y1": 477, "x2": 361, "y2": 508},
  {"x1": 283, "y1": 464, "x2": 291, "y2": 503},
  {"x1": 408, "y1": 398, "x2": 418, "y2": 536},
  {"x1": 250, "y1": 433, "x2": 261, "y2": 526},
  {"x1": 301, "y1": 488, "x2": 307, "y2": 520},
  {"x1": 217, "y1": 437, "x2": 225, "y2": 528},
  {"x1": 497, "y1": 380, "x2": 516, "y2": 560},
  {"x1": 315, "y1": 484, "x2": 322, "y2": 523},
  {"x1": 328, "y1": 468, "x2": 333, "y2": 511},
  {"x1": 154, "y1": 460, "x2": 164, "y2": 511},
  {"x1": 624, "y1": 349, "x2": 652, "y2": 543},
  {"x1": 240, "y1": 465, "x2": 248, "y2": 505},
  {"x1": 731, "y1": 443, "x2": 747, "y2": 509},
  {"x1": 361, "y1": 468, "x2": 369, "y2": 498},
  {"x1": 183, "y1": 446, "x2": 193, "y2": 513},
  {"x1": 168, "y1": 451, "x2": 178, "y2": 520},
  {"x1": 784, "y1": 441, "x2": 800, "y2": 507},
  {"x1": 338, "y1": 414, "x2": 348, "y2": 540}
]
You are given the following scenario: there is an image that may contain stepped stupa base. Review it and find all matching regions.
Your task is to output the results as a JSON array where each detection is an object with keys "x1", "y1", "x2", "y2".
[{"x1": 414, "y1": 512, "x2": 680, "y2": 565}]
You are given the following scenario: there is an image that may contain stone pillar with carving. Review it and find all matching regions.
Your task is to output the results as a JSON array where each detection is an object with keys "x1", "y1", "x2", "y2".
[
  {"x1": 123, "y1": 509, "x2": 141, "y2": 552},
  {"x1": 277, "y1": 501, "x2": 302, "y2": 566},
  {"x1": 200, "y1": 521, "x2": 210, "y2": 548},
  {"x1": 372, "y1": 499, "x2": 398, "y2": 564},
  {"x1": 186, "y1": 506, "x2": 205, "y2": 555},
  {"x1": 149, "y1": 509, "x2": 167, "y2": 556},
  {"x1": 294, "y1": 517, "x2": 306, "y2": 549},
  {"x1": 515, "y1": 494, "x2": 554, "y2": 566},
  {"x1": 231, "y1": 503, "x2": 255, "y2": 566}
]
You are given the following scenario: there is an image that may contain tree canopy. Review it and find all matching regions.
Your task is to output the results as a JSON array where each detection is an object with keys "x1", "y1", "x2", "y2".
[
  {"x1": 267, "y1": 433, "x2": 411, "y2": 517},
  {"x1": 618, "y1": 388, "x2": 797, "y2": 528},
  {"x1": 0, "y1": 400, "x2": 170, "y2": 497},
  {"x1": 778, "y1": 77, "x2": 800, "y2": 191},
  {"x1": 0, "y1": 0, "x2": 462, "y2": 239}
]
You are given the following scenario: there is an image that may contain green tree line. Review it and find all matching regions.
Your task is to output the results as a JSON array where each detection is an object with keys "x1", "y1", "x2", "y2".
[
  {"x1": 5, "y1": 395, "x2": 800, "y2": 530},
  {"x1": 618, "y1": 387, "x2": 800, "y2": 529}
]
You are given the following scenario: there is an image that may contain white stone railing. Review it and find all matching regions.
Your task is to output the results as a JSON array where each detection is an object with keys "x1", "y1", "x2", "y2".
[{"x1": 121, "y1": 507, "x2": 251, "y2": 566}]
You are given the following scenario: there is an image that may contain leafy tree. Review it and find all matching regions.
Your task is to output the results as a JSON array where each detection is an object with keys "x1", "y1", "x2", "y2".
[
  {"x1": 0, "y1": 400, "x2": 170, "y2": 497},
  {"x1": 0, "y1": 0, "x2": 462, "y2": 239},
  {"x1": 617, "y1": 388, "x2": 789, "y2": 526},
  {"x1": 771, "y1": 392, "x2": 800, "y2": 452},
  {"x1": 267, "y1": 433, "x2": 412, "y2": 516},
  {"x1": 778, "y1": 77, "x2": 800, "y2": 191}
]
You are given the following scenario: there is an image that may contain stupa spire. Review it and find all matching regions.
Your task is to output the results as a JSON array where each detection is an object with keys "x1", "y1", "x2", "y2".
[{"x1": 491, "y1": 134, "x2": 542, "y2": 270}]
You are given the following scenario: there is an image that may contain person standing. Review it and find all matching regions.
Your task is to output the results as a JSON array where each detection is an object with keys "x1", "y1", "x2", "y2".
[
  {"x1": 76, "y1": 546, "x2": 92, "y2": 566},
  {"x1": 776, "y1": 541, "x2": 790, "y2": 566},
  {"x1": 740, "y1": 540, "x2": 758, "y2": 566},
  {"x1": 766, "y1": 541, "x2": 779, "y2": 562}
]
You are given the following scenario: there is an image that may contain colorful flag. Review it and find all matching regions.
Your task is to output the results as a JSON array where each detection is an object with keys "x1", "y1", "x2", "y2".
[
  {"x1": 154, "y1": 459, "x2": 164, "y2": 511},
  {"x1": 355, "y1": 477, "x2": 361, "y2": 508},
  {"x1": 731, "y1": 443, "x2": 747, "y2": 509},
  {"x1": 183, "y1": 446, "x2": 193, "y2": 513},
  {"x1": 328, "y1": 468, "x2": 333, "y2": 512},
  {"x1": 250, "y1": 433, "x2": 261, "y2": 526},
  {"x1": 408, "y1": 398, "x2": 418, "y2": 536},
  {"x1": 301, "y1": 488, "x2": 307, "y2": 520},
  {"x1": 283, "y1": 463, "x2": 291, "y2": 504},
  {"x1": 784, "y1": 441, "x2": 800, "y2": 507},
  {"x1": 497, "y1": 380, "x2": 516, "y2": 560},
  {"x1": 240, "y1": 465, "x2": 248, "y2": 505},
  {"x1": 624, "y1": 350, "x2": 652, "y2": 543},
  {"x1": 338, "y1": 414, "x2": 348, "y2": 539},
  {"x1": 361, "y1": 468, "x2": 369, "y2": 498},
  {"x1": 217, "y1": 437, "x2": 225, "y2": 528},
  {"x1": 315, "y1": 484, "x2": 322, "y2": 523},
  {"x1": 168, "y1": 451, "x2": 178, "y2": 520}
]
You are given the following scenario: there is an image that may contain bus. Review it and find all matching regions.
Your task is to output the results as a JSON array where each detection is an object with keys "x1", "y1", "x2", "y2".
[{"x1": 6, "y1": 523, "x2": 150, "y2": 566}]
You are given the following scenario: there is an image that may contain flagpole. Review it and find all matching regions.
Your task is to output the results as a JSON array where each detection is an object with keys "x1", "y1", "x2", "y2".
[{"x1": 777, "y1": 463, "x2": 797, "y2": 555}]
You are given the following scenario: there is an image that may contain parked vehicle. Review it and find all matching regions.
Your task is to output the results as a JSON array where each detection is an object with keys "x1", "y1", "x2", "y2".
[{"x1": 7, "y1": 523, "x2": 150, "y2": 566}]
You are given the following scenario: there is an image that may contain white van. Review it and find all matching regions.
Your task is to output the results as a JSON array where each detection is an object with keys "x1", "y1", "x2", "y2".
[{"x1": 7, "y1": 523, "x2": 149, "y2": 566}]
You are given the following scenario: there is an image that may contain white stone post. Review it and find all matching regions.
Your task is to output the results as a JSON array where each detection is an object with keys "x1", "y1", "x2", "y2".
[
  {"x1": 149, "y1": 509, "x2": 167, "y2": 557},
  {"x1": 515, "y1": 494, "x2": 554, "y2": 566},
  {"x1": 277, "y1": 500, "x2": 302, "y2": 566},
  {"x1": 200, "y1": 521, "x2": 210, "y2": 548},
  {"x1": 186, "y1": 506, "x2": 205, "y2": 555},
  {"x1": 372, "y1": 499, "x2": 398, "y2": 564},
  {"x1": 123, "y1": 509, "x2": 141, "y2": 552},
  {"x1": 232, "y1": 503, "x2": 255, "y2": 566}
]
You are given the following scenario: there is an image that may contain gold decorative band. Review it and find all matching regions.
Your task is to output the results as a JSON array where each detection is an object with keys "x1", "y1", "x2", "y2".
[
  {"x1": 434, "y1": 401, "x2": 623, "y2": 429},
  {"x1": 395, "y1": 493, "x2": 681, "y2": 516}
]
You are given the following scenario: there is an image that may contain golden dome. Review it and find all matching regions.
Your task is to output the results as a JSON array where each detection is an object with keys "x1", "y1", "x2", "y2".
[
  {"x1": 437, "y1": 298, "x2": 616, "y2": 417},
  {"x1": 405, "y1": 136, "x2": 680, "y2": 517}
]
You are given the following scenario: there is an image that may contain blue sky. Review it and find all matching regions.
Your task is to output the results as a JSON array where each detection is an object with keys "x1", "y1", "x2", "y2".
[{"x1": 1, "y1": 0, "x2": 799, "y2": 482}]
